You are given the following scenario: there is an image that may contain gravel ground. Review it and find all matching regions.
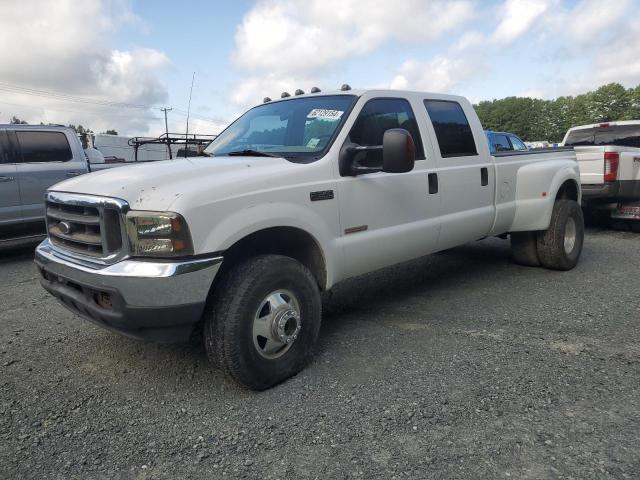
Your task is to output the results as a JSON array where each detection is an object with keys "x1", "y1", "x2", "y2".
[{"x1": 1, "y1": 227, "x2": 639, "y2": 479}]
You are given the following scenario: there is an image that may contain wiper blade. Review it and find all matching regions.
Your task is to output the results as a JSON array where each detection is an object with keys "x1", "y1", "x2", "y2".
[{"x1": 225, "y1": 149, "x2": 278, "y2": 157}]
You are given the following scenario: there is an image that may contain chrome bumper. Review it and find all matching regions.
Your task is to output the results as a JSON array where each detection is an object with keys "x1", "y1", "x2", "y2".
[{"x1": 35, "y1": 239, "x2": 223, "y2": 341}]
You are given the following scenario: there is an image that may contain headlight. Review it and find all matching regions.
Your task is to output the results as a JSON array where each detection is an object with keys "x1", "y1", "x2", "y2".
[{"x1": 125, "y1": 211, "x2": 194, "y2": 257}]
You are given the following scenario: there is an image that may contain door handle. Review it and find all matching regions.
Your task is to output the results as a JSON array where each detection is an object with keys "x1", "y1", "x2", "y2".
[
  {"x1": 66, "y1": 172, "x2": 82, "y2": 177},
  {"x1": 428, "y1": 173, "x2": 438, "y2": 194},
  {"x1": 0, "y1": 176, "x2": 15, "y2": 182},
  {"x1": 481, "y1": 167, "x2": 489, "y2": 186}
]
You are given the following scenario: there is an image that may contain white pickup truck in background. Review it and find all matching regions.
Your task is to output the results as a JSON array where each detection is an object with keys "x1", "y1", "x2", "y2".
[
  {"x1": 35, "y1": 88, "x2": 583, "y2": 390},
  {"x1": 563, "y1": 121, "x2": 640, "y2": 230}
]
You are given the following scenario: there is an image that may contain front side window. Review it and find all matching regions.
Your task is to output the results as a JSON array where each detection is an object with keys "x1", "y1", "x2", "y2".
[
  {"x1": 16, "y1": 131, "x2": 72, "y2": 163},
  {"x1": 424, "y1": 100, "x2": 478, "y2": 158},
  {"x1": 205, "y1": 95, "x2": 357, "y2": 162},
  {"x1": 509, "y1": 135, "x2": 528, "y2": 151},
  {"x1": 346, "y1": 98, "x2": 425, "y2": 168}
]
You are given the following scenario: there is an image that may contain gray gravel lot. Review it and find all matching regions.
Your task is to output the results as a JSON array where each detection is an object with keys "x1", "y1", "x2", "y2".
[{"x1": 1, "y1": 228, "x2": 639, "y2": 479}]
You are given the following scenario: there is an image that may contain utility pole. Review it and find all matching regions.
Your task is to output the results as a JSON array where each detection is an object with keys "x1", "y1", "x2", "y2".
[{"x1": 160, "y1": 107, "x2": 173, "y2": 159}]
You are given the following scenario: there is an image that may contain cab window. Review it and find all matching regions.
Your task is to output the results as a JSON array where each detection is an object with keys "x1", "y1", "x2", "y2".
[
  {"x1": 492, "y1": 134, "x2": 512, "y2": 152},
  {"x1": 347, "y1": 98, "x2": 425, "y2": 168},
  {"x1": 509, "y1": 135, "x2": 528, "y2": 151},
  {"x1": 16, "y1": 131, "x2": 73, "y2": 163},
  {"x1": 424, "y1": 100, "x2": 478, "y2": 157}
]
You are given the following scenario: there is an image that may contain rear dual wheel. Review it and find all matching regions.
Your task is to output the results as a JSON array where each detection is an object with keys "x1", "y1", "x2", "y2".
[{"x1": 510, "y1": 199, "x2": 584, "y2": 271}]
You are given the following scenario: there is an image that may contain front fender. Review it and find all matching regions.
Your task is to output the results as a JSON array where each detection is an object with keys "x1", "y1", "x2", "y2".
[
  {"x1": 197, "y1": 201, "x2": 342, "y2": 287},
  {"x1": 511, "y1": 160, "x2": 580, "y2": 232}
]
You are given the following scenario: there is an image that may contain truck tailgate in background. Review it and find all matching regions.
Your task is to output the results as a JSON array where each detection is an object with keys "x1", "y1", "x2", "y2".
[
  {"x1": 619, "y1": 151, "x2": 640, "y2": 183},
  {"x1": 573, "y1": 146, "x2": 604, "y2": 185}
]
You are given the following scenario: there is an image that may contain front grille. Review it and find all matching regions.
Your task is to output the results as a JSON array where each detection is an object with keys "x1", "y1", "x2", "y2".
[{"x1": 45, "y1": 193, "x2": 125, "y2": 260}]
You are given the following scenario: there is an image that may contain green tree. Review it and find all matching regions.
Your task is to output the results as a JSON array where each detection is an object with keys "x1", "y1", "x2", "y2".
[
  {"x1": 474, "y1": 81, "x2": 640, "y2": 143},
  {"x1": 103, "y1": 129, "x2": 118, "y2": 135},
  {"x1": 588, "y1": 83, "x2": 630, "y2": 122}
]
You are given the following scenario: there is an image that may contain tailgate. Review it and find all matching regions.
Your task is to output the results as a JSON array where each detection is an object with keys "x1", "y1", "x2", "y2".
[
  {"x1": 573, "y1": 147, "x2": 604, "y2": 185},
  {"x1": 618, "y1": 151, "x2": 640, "y2": 182}
]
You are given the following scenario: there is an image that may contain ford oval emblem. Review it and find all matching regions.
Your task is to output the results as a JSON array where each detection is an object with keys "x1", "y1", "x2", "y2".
[{"x1": 59, "y1": 221, "x2": 73, "y2": 235}]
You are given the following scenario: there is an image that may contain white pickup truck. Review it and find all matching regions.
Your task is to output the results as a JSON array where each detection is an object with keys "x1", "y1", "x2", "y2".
[
  {"x1": 563, "y1": 121, "x2": 640, "y2": 230},
  {"x1": 35, "y1": 88, "x2": 583, "y2": 390}
]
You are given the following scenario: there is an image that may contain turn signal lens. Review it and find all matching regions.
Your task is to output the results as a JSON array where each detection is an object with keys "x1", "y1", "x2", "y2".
[{"x1": 126, "y1": 211, "x2": 193, "y2": 257}]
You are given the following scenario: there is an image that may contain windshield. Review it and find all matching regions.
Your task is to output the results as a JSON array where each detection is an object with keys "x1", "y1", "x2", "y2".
[
  {"x1": 205, "y1": 95, "x2": 357, "y2": 161},
  {"x1": 565, "y1": 124, "x2": 640, "y2": 148}
]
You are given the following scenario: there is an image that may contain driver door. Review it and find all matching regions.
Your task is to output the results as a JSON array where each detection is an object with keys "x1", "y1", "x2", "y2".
[{"x1": 335, "y1": 97, "x2": 441, "y2": 278}]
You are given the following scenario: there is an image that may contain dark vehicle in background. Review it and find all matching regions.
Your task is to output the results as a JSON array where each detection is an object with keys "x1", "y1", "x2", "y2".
[{"x1": 485, "y1": 130, "x2": 529, "y2": 154}]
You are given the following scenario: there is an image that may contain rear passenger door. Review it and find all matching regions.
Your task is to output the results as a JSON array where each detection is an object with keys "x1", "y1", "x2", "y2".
[
  {"x1": 14, "y1": 130, "x2": 85, "y2": 222},
  {"x1": 0, "y1": 131, "x2": 21, "y2": 226},
  {"x1": 423, "y1": 99, "x2": 495, "y2": 250}
]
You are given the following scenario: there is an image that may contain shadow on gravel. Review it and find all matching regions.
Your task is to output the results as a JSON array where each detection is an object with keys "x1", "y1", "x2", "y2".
[
  {"x1": 0, "y1": 245, "x2": 37, "y2": 264},
  {"x1": 320, "y1": 238, "x2": 513, "y2": 336}
]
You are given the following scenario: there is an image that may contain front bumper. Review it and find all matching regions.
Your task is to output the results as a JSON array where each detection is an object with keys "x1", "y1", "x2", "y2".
[{"x1": 35, "y1": 239, "x2": 223, "y2": 342}]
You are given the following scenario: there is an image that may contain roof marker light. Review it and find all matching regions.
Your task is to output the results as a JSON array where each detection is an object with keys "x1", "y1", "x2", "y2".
[
  {"x1": 340, "y1": 84, "x2": 351, "y2": 91},
  {"x1": 310, "y1": 87, "x2": 321, "y2": 93},
  {"x1": 263, "y1": 97, "x2": 272, "y2": 103},
  {"x1": 295, "y1": 89, "x2": 305, "y2": 96},
  {"x1": 281, "y1": 92, "x2": 291, "y2": 98}
]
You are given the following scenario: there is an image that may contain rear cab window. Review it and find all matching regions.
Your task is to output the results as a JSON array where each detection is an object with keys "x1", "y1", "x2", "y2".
[
  {"x1": 564, "y1": 124, "x2": 640, "y2": 148},
  {"x1": 15, "y1": 131, "x2": 73, "y2": 163},
  {"x1": 423, "y1": 100, "x2": 478, "y2": 157}
]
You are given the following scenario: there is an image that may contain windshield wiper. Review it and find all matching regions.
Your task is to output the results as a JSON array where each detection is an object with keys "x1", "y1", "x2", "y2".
[{"x1": 225, "y1": 149, "x2": 279, "y2": 157}]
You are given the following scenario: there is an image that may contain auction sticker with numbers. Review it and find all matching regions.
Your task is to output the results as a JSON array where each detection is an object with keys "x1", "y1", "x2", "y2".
[{"x1": 307, "y1": 109, "x2": 344, "y2": 120}]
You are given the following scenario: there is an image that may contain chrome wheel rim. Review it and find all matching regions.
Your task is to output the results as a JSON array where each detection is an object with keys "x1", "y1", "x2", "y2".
[
  {"x1": 564, "y1": 217, "x2": 577, "y2": 254},
  {"x1": 252, "y1": 290, "x2": 301, "y2": 359}
]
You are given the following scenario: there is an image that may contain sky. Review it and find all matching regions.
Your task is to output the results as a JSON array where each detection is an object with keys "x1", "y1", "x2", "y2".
[{"x1": 0, "y1": 0, "x2": 639, "y2": 136}]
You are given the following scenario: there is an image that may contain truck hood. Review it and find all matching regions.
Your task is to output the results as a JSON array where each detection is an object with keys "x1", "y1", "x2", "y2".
[{"x1": 51, "y1": 156, "x2": 302, "y2": 211}]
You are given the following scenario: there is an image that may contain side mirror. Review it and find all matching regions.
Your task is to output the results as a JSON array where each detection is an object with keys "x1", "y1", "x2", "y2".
[{"x1": 382, "y1": 128, "x2": 415, "y2": 173}]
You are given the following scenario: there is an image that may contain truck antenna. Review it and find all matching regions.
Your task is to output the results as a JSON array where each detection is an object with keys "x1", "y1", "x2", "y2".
[{"x1": 185, "y1": 72, "x2": 195, "y2": 158}]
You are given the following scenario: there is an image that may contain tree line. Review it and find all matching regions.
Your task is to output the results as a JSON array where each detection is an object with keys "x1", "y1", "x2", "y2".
[
  {"x1": 474, "y1": 83, "x2": 640, "y2": 143},
  {"x1": 8, "y1": 116, "x2": 117, "y2": 136}
]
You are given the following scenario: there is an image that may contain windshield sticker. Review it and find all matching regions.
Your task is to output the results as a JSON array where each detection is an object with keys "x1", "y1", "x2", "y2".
[
  {"x1": 307, "y1": 138, "x2": 320, "y2": 148},
  {"x1": 307, "y1": 109, "x2": 344, "y2": 120}
]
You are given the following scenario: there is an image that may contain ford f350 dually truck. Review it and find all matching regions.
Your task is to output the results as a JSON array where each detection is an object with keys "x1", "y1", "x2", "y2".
[
  {"x1": 35, "y1": 88, "x2": 583, "y2": 390},
  {"x1": 563, "y1": 121, "x2": 640, "y2": 230}
]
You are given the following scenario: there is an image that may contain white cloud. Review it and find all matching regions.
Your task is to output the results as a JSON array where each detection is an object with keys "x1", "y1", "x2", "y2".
[
  {"x1": 567, "y1": 0, "x2": 630, "y2": 43},
  {"x1": 390, "y1": 57, "x2": 478, "y2": 93},
  {"x1": 491, "y1": 0, "x2": 552, "y2": 44},
  {"x1": 232, "y1": 0, "x2": 476, "y2": 106},
  {"x1": 593, "y1": 22, "x2": 640, "y2": 86},
  {"x1": 0, "y1": 0, "x2": 170, "y2": 135}
]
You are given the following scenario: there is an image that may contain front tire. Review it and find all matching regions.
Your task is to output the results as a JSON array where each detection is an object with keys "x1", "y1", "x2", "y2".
[
  {"x1": 537, "y1": 199, "x2": 584, "y2": 270},
  {"x1": 204, "y1": 255, "x2": 321, "y2": 390}
]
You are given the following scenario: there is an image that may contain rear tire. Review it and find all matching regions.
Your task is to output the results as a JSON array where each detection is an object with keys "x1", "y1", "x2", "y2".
[
  {"x1": 204, "y1": 255, "x2": 321, "y2": 390},
  {"x1": 510, "y1": 232, "x2": 540, "y2": 267},
  {"x1": 537, "y1": 199, "x2": 584, "y2": 271}
]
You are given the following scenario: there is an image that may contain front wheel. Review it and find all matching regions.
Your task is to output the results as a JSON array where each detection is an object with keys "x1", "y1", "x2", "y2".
[
  {"x1": 204, "y1": 255, "x2": 321, "y2": 390},
  {"x1": 537, "y1": 199, "x2": 584, "y2": 270}
]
